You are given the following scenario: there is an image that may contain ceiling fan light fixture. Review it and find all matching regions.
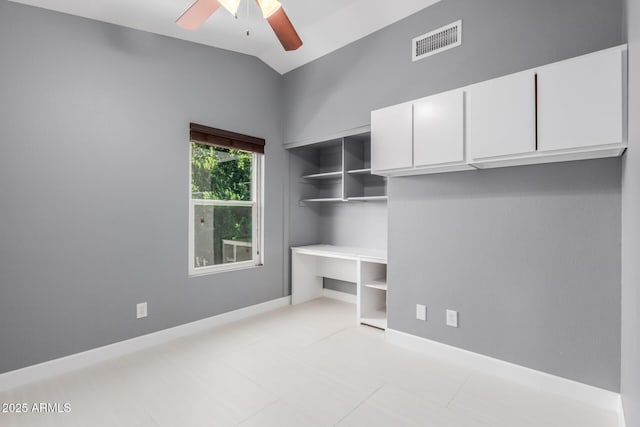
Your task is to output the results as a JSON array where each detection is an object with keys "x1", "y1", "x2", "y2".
[
  {"x1": 176, "y1": 0, "x2": 301, "y2": 51},
  {"x1": 176, "y1": 0, "x2": 221, "y2": 30},
  {"x1": 218, "y1": 0, "x2": 241, "y2": 16},
  {"x1": 256, "y1": 0, "x2": 282, "y2": 19}
]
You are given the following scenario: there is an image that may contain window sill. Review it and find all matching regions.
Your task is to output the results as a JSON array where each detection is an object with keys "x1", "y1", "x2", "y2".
[{"x1": 189, "y1": 261, "x2": 263, "y2": 277}]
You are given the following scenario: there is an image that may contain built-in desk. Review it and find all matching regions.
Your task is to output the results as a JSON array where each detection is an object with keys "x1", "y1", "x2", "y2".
[{"x1": 291, "y1": 245, "x2": 388, "y2": 329}]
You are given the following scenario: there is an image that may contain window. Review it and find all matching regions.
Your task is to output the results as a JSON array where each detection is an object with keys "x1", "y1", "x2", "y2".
[{"x1": 188, "y1": 123, "x2": 264, "y2": 275}]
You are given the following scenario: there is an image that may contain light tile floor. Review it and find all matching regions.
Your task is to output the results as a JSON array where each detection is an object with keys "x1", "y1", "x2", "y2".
[{"x1": 0, "y1": 298, "x2": 619, "y2": 426}]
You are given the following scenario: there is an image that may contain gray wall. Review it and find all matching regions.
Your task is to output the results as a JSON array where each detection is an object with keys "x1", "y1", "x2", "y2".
[
  {"x1": 0, "y1": 2, "x2": 287, "y2": 374},
  {"x1": 318, "y1": 203, "x2": 387, "y2": 251},
  {"x1": 285, "y1": 148, "x2": 322, "y2": 295},
  {"x1": 283, "y1": 0, "x2": 623, "y2": 391},
  {"x1": 283, "y1": 0, "x2": 623, "y2": 143},
  {"x1": 622, "y1": 0, "x2": 640, "y2": 422},
  {"x1": 388, "y1": 160, "x2": 621, "y2": 391}
]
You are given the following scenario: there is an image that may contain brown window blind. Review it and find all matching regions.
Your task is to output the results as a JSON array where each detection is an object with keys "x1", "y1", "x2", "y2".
[{"x1": 190, "y1": 123, "x2": 265, "y2": 154}]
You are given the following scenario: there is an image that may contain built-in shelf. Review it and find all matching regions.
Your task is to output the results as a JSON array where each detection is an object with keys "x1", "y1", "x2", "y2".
[
  {"x1": 359, "y1": 260, "x2": 387, "y2": 330},
  {"x1": 301, "y1": 197, "x2": 387, "y2": 204},
  {"x1": 291, "y1": 131, "x2": 387, "y2": 204},
  {"x1": 363, "y1": 279, "x2": 387, "y2": 290},
  {"x1": 347, "y1": 168, "x2": 372, "y2": 175},
  {"x1": 301, "y1": 171, "x2": 342, "y2": 180},
  {"x1": 301, "y1": 197, "x2": 344, "y2": 203},
  {"x1": 346, "y1": 196, "x2": 388, "y2": 202}
]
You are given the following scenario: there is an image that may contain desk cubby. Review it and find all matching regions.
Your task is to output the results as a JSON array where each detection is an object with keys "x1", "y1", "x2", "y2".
[
  {"x1": 291, "y1": 245, "x2": 388, "y2": 329},
  {"x1": 359, "y1": 260, "x2": 388, "y2": 329}
]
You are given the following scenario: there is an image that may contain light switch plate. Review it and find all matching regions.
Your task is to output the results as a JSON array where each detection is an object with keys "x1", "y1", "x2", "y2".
[
  {"x1": 446, "y1": 309, "x2": 458, "y2": 327},
  {"x1": 416, "y1": 304, "x2": 426, "y2": 321},
  {"x1": 137, "y1": 302, "x2": 148, "y2": 319}
]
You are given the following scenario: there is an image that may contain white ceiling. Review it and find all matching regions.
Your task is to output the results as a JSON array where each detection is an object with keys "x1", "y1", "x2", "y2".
[{"x1": 9, "y1": 0, "x2": 441, "y2": 74}]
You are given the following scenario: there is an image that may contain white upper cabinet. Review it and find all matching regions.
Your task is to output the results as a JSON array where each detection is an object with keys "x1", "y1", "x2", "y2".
[
  {"x1": 370, "y1": 45, "x2": 626, "y2": 176},
  {"x1": 414, "y1": 89, "x2": 465, "y2": 167},
  {"x1": 467, "y1": 70, "x2": 536, "y2": 160},
  {"x1": 537, "y1": 47, "x2": 623, "y2": 152},
  {"x1": 371, "y1": 89, "x2": 472, "y2": 175},
  {"x1": 371, "y1": 102, "x2": 413, "y2": 173}
]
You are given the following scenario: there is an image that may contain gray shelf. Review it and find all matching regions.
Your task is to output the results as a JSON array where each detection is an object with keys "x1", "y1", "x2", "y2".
[
  {"x1": 301, "y1": 198, "x2": 344, "y2": 203},
  {"x1": 346, "y1": 196, "x2": 388, "y2": 202},
  {"x1": 302, "y1": 171, "x2": 342, "y2": 180},
  {"x1": 293, "y1": 131, "x2": 386, "y2": 204},
  {"x1": 347, "y1": 168, "x2": 372, "y2": 175}
]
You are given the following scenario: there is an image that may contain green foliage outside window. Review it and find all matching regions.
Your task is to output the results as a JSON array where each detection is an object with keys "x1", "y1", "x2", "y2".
[
  {"x1": 191, "y1": 143, "x2": 254, "y2": 265},
  {"x1": 191, "y1": 144, "x2": 253, "y2": 201}
]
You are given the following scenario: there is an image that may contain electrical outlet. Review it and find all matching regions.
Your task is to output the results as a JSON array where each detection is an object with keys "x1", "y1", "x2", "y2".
[
  {"x1": 416, "y1": 304, "x2": 426, "y2": 321},
  {"x1": 136, "y1": 302, "x2": 147, "y2": 319},
  {"x1": 446, "y1": 309, "x2": 458, "y2": 328}
]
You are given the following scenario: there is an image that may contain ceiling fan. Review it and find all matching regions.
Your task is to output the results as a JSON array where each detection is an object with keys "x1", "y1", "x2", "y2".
[{"x1": 176, "y1": 0, "x2": 303, "y2": 51}]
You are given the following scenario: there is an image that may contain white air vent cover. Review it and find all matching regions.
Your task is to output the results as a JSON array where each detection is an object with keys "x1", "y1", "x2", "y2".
[{"x1": 412, "y1": 20, "x2": 462, "y2": 62}]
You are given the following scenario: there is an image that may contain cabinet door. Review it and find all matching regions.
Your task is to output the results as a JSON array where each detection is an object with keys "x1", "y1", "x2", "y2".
[
  {"x1": 537, "y1": 48, "x2": 623, "y2": 152},
  {"x1": 467, "y1": 70, "x2": 536, "y2": 160},
  {"x1": 371, "y1": 103, "x2": 413, "y2": 172},
  {"x1": 414, "y1": 89, "x2": 464, "y2": 167}
]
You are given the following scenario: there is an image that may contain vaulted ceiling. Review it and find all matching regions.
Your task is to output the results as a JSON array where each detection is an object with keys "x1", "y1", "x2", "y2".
[{"x1": 9, "y1": 0, "x2": 441, "y2": 74}]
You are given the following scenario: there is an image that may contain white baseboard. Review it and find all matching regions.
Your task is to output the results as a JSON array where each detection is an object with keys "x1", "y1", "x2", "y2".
[
  {"x1": 385, "y1": 328, "x2": 620, "y2": 413},
  {"x1": 323, "y1": 288, "x2": 357, "y2": 304},
  {"x1": 618, "y1": 396, "x2": 627, "y2": 427},
  {"x1": 0, "y1": 296, "x2": 291, "y2": 392}
]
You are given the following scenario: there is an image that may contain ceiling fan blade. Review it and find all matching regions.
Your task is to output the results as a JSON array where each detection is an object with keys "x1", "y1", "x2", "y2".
[
  {"x1": 176, "y1": 0, "x2": 221, "y2": 30},
  {"x1": 266, "y1": 7, "x2": 303, "y2": 51}
]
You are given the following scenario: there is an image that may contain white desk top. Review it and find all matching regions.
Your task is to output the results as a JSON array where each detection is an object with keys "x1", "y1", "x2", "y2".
[{"x1": 291, "y1": 244, "x2": 387, "y2": 263}]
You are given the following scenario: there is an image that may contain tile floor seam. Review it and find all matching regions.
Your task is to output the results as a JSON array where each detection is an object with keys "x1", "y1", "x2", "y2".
[
  {"x1": 332, "y1": 382, "x2": 388, "y2": 426},
  {"x1": 446, "y1": 372, "x2": 473, "y2": 408},
  {"x1": 217, "y1": 355, "x2": 284, "y2": 402},
  {"x1": 300, "y1": 326, "x2": 352, "y2": 350},
  {"x1": 234, "y1": 399, "x2": 280, "y2": 426}
]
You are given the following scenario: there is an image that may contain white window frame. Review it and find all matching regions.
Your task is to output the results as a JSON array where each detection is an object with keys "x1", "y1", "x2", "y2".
[{"x1": 188, "y1": 145, "x2": 264, "y2": 277}]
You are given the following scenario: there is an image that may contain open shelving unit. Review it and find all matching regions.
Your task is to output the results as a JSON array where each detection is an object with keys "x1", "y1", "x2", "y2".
[
  {"x1": 288, "y1": 130, "x2": 389, "y2": 329},
  {"x1": 344, "y1": 133, "x2": 387, "y2": 202},
  {"x1": 359, "y1": 260, "x2": 388, "y2": 329},
  {"x1": 294, "y1": 138, "x2": 344, "y2": 203},
  {"x1": 292, "y1": 132, "x2": 387, "y2": 204}
]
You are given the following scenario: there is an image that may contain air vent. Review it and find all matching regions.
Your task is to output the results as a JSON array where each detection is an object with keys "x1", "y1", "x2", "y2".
[{"x1": 412, "y1": 20, "x2": 462, "y2": 62}]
